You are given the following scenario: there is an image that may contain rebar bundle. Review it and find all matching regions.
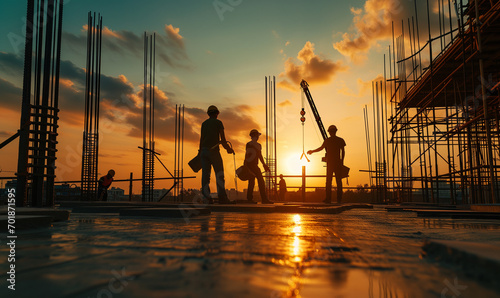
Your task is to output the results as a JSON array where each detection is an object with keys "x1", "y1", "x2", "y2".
[
  {"x1": 16, "y1": 0, "x2": 65, "y2": 207},
  {"x1": 81, "y1": 12, "x2": 102, "y2": 201}
]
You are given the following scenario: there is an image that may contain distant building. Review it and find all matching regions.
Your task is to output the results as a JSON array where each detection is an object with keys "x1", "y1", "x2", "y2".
[
  {"x1": 107, "y1": 187, "x2": 126, "y2": 201},
  {"x1": 55, "y1": 184, "x2": 81, "y2": 201}
]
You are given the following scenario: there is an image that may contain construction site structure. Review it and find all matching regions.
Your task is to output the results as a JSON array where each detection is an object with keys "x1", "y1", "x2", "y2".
[
  {"x1": 81, "y1": 12, "x2": 102, "y2": 201},
  {"x1": 265, "y1": 76, "x2": 278, "y2": 200},
  {"x1": 367, "y1": 0, "x2": 500, "y2": 204},
  {"x1": 173, "y1": 104, "x2": 185, "y2": 201},
  {"x1": 14, "y1": 0, "x2": 65, "y2": 207},
  {"x1": 141, "y1": 32, "x2": 156, "y2": 202}
]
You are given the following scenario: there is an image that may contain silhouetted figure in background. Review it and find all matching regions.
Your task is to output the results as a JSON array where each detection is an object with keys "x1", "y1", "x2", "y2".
[
  {"x1": 200, "y1": 105, "x2": 235, "y2": 204},
  {"x1": 245, "y1": 129, "x2": 273, "y2": 204},
  {"x1": 279, "y1": 174, "x2": 287, "y2": 202},
  {"x1": 308, "y1": 125, "x2": 346, "y2": 204},
  {"x1": 98, "y1": 169, "x2": 115, "y2": 201}
]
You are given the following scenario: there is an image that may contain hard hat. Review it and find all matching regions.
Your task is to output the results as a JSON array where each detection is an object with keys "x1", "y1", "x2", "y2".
[
  {"x1": 207, "y1": 105, "x2": 219, "y2": 114},
  {"x1": 250, "y1": 129, "x2": 261, "y2": 136},
  {"x1": 328, "y1": 125, "x2": 337, "y2": 132}
]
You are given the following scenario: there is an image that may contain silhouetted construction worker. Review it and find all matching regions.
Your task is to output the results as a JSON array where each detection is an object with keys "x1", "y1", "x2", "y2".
[
  {"x1": 199, "y1": 105, "x2": 235, "y2": 204},
  {"x1": 244, "y1": 129, "x2": 273, "y2": 204},
  {"x1": 98, "y1": 169, "x2": 115, "y2": 201},
  {"x1": 279, "y1": 174, "x2": 287, "y2": 202},
  {"x1": 308, "y1": 125, "x2": 346, "y2": 204}
]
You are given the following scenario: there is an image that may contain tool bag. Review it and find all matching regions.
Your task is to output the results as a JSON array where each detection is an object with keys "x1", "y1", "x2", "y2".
[
  {"x1": 188, "y1": 153, "x2": 202, "y2": 173},
  {"x1": 236, "y1": 165, "x2": 255, "y2": 181}
]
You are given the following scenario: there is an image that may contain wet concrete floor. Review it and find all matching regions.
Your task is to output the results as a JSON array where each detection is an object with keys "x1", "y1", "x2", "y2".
[{"x1": 1, "y1": 206, "x2": 500, "y2": 297}]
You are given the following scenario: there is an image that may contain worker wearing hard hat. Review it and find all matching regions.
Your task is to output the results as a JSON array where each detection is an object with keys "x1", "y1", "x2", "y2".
[
  {"x1": 199, "y1": 105, "x2": 235, "y2": 204},
  {"x1": 245, "y1": 129, "x2": 274, "y2": 204},
  {"x1": 307, "y1": 125, "x2": 346, "y2": 204}
]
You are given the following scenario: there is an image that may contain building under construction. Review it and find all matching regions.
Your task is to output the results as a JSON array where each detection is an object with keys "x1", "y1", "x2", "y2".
[{"x1": 370, "y1": 0, "x2": 500, "y2": 204}]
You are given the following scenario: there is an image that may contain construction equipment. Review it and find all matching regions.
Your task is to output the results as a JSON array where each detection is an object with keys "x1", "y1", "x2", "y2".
[{"x1": 300, "y1": 79, "x2": 328, "y2": 161}]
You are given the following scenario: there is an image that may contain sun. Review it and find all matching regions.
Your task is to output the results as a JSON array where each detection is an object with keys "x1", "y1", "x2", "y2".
[{"x1": 283, "y1": 153, "x2": 310, "y2": 175}]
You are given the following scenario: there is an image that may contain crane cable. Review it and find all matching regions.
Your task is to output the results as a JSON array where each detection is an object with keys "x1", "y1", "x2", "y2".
[{"x1": 300, "y1": 89, "x2": 310, "y2": 162}]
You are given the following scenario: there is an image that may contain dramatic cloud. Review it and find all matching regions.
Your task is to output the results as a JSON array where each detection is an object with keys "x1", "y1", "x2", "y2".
[
  {"x1": 121, "y1": 89, "x2": 259, "y2": 149},
  {"x1": 63, "y1": 24, "x2": 190, "y2": 69},
  {"x1": 278, "y1": 41, "x2": 347, "y2": 90},
  {"x1": 333, "y1": 0, "x2": 407, "y2": 62}
]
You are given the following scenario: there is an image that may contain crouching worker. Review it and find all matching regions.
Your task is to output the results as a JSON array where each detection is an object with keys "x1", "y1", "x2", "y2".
[
  {"x1": 98, "y1": 169, "x2": 115, "y2": 201},
  {"x1": 245, "y1": 129, "x2": 273, "y2": 204}
]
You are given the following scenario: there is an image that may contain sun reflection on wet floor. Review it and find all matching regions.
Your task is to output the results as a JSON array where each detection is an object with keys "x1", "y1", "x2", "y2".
[{"x1": 291, "y1": 214, "x2": 303, "y2": 263}]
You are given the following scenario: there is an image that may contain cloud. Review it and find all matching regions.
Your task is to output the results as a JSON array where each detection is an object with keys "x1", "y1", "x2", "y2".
[
  {"x1": 278, "y1": 41, "x2": 347, "y2": 90},
  {"x1": 0, "y1": 131, "x2": 14, "y2": 139},
  {"x1": 278, "y1": 100, "x2": 292, "y2": 107},
  {"x1": 165, "y1": 24, "x2": 184, "y2": 49},
  {"x1": 333, "y1": 0, "x2": 407, "y2": 62},
  {"x1": 63, "y1": 23, "x2": 190, "y2": 69},
  {"x1": 121, "y1": 89, "x2": 260, "y2": 150},
  {"x1": 0, "y1": 77, "x2": 22, "y2": 111},
  {"x1": 0, "y1": 52, "x2": 23, "y2": 77}
]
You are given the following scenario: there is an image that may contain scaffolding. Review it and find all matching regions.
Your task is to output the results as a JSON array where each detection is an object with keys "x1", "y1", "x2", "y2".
[
  {"x1": 369, "y1": 0, "x2": 500, "y2": 204},
  {"x1": 81, "y1": 12, "x2": 102, "y2": 201}
]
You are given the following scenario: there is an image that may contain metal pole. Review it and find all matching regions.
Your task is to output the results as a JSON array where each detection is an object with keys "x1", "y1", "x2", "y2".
[
  {"x1": 474, "y1": 0, "x2": 496, "y2": 203},
  {"x1": 302, "y1": 165, "x2": 306, "y2": 202},
  {"x1": 17, "y1": 0, "x2": 36, "y2": 207},
  {"x1": 129, "y1": 172, "x2": 133, "y2": 201},
  {"x1": 273, "y1": 76, "x2": 277, "y2": 200}
]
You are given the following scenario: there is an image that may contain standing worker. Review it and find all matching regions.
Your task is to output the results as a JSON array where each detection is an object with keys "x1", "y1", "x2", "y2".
[
  {"x1": 278, "y1": 174, "x2": 287, "y2": 202},
  {"x1": 199, "y1": 105, "x2": 235, "y2": 204},
  {"x1": 244, "y1": 129, "x2": 273, "y2": 204},
  {"x1": 98, "y1": 169, "x2": 115, "y2": 201},
  {"x1": 307, "y1": 125, "x2": 346, "y2": 204}
]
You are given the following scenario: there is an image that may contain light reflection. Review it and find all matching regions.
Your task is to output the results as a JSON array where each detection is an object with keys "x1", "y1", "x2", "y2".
[{"x1": 290, "y1": 214, "x2": 302, "y2": 262}]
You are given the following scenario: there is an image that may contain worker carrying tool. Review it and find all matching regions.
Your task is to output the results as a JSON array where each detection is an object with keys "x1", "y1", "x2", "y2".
[
  {"x1": 244, "y1": 129, "x2": 274, "y2": 204},
  {"x1": 199, "y1": 105, "x2": 235, "y2": 204},
  {"x1": 307, "y1": 125, "x2": 346, "y2": 204}
]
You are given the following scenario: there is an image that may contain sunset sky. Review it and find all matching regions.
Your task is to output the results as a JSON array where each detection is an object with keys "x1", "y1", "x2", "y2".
[{"x1": 0, "y1": 0, "x2": 453, "y2": 192}]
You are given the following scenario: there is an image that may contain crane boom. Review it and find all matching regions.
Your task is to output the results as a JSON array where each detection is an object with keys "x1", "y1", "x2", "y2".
[{"x1": 300, "y1": 80, "x2": 328, "y2": 140}]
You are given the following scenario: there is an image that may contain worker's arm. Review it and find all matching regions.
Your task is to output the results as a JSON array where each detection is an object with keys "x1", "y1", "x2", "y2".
[
  {"x1": 341, "y1": 146, "x2": 345, "y2": 164},
  {"x1": 307, "y1": 142, "x2": 325, "y2": 155},
  {"x1": 258, "y1": 150, "x2": 270, "y2": 172},
  {"x1": 219, "y1": 128, "x2": 234, "y2": 154}
]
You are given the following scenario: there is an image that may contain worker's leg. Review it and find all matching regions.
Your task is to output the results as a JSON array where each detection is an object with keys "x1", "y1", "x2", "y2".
[
  {"x1": 335, "y1": 170, "x2": 343, "y2": 204},
  {"x1": 247, "y1": 176, "x2": 255, "y2": 201},
  {"x1": 211, "y1": 150, "x2": 228, "y2": 200},
  {"x1": 325, "y1": 162, "x2": 334, "y2": 203},
  {"x1": 254, "y1": 167, "x2": 268, "y2": 202},
  {"x1": 200, "y1": 149, "x2": 212, "y2": 199}
]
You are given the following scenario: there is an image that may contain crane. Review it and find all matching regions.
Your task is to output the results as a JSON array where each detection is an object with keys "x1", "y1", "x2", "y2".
[
  {"x1": 300, "y1": 80, "x2": 328, "y2": 141},
  {"x1": 300, "y1": 79, "x2": 328, "y2": 162}
]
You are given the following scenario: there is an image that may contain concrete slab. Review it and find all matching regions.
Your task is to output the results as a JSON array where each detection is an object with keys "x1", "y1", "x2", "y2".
[
  {"x1": 471, "y1": 204, "x2": 500, "y2": 213},
  {"x1": 422, "y1": 239, "x2": 500, "y2": 291},
  {"x1": 119, "y1": 207, "x2": 210, "y2": 218},
  {"x1": 72, "y1": 206, "x2": 140, "y2": 213},
  {"x1": 414, "y1": 209, "x2": 500, "y2": 219},
  {"x1": 0, "y1": 215, "x2": 53, "y2": 231},
  {"x1": 208, "y1": 205, "x2": 275, "y2": 213},
  {"x1": 0, "y1": 207, "x2": 70, "y2": 222}
]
